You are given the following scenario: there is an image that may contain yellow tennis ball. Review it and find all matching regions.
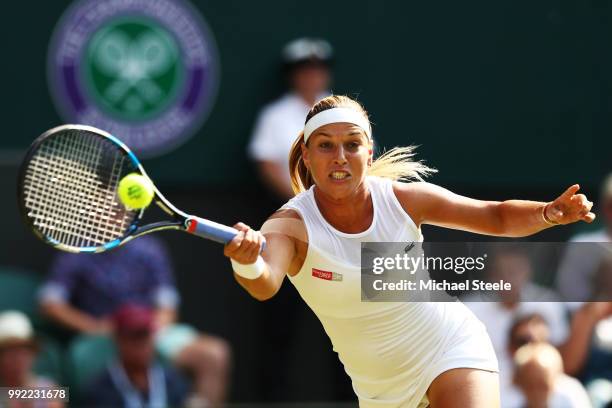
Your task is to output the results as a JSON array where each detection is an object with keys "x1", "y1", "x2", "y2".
[{"x1": 117, "y1": 173, "x2": 154, "y2": 209}]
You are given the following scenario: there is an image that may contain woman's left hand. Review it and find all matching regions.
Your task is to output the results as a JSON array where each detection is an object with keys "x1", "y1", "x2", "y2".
[{"x1": 545, "y1": 184, "x2": 596, "y2": 225}]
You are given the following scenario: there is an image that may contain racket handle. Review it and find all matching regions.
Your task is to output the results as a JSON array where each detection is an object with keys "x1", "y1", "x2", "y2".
[
  {"x1": 185, "y1": 217, "x2": 266, "y2": 252},
  {"x1": 186, "y1": 217, "x2": 238, "y2": 244}
]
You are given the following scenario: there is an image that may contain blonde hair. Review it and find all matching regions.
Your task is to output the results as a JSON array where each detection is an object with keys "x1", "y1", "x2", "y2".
[{"x1": 288, "y1": 95, "x2": 436, "y2": 194}]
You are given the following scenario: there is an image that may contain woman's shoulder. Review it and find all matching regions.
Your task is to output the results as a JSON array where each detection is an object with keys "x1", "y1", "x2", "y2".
[
  {"x1": 367, "y1": 176, "x2": 431, "y2": 194},
  {"x1": 262, "y1": 209, "x2": 308, "y2": 243},
  {"x1": 388, "y1": 180, "x2": 439, "y2": 227},
  {"x1": 390, "y1": 179, "x2": 429, "y2": 192},
  {"x1": 269, "y1": 208, "x2": 303, "y2": 221},
  {"x1": 391, "y1": 180, "x2": 447, "y2": 201}
]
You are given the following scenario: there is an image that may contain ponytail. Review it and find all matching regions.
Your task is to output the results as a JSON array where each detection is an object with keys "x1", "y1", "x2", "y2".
[
  {"x1": 288, "y1": 131, "x2": 313, "y2": 194},
  {"x1": 368, "y1": 146, "x2": 436, "y2": 182}
]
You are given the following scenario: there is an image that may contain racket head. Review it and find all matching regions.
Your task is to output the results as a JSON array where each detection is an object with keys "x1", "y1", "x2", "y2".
[{"x1": 17, "y1": 124, "x2": 149, "y2": 253}]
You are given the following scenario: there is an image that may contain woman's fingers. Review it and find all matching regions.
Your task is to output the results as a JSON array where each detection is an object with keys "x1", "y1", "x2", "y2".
[
  {"x1": 244, "y1": 228, "x2": 260, "y2": 261},
  {"x1": 224, "y1": 229, "x2": 245, "y2": 257},
  {"x1": 580, "y1": 201, "x2": 593, "y2": 216},
  {"x1": 551, "y1": 185, "x2": 596, "y2": 224},
  {"x1": 225, "y1": 224, "x2": 263, "y2": 264},
  {"x1": 233, "y1": 222, "x2": 251, "y2": 232},
  {"x1": 571, "y1": 193, "x2": 589, "y2": 208},
  {"x1": 582, "y1": 212, "x2": 596, "y2": 223},
  {"x1": 561, "y1": 184, "x2": 580, "y2": 199}
]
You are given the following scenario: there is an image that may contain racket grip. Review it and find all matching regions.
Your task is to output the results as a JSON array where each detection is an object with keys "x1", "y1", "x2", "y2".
[
  {"x1": 186, "y1": 217, "x2": 238, "y2": 243},
  {"x1": 185, "y1": 217, "x2": 266, "y2": 252}
]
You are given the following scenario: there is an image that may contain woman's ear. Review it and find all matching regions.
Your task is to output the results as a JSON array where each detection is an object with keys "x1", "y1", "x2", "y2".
[{"x1": 368, "y1": 144, "x2": 373, "y2": 166}]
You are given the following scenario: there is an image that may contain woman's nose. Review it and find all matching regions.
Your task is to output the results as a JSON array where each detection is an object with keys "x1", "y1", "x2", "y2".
[{"x1": 333, "y1": 146, "x2": 347, "y2": 164}]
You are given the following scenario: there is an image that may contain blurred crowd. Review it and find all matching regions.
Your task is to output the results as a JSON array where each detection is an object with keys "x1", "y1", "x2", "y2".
[
  {"x1": 0, "y1": 36, "x2": 610, "y2": 408},
  {"x1": 465, "y1": 173, "x2": 612, "y2": 408},
  {"x1": 1, "y1": 232, "x2": 230, "y2": 407}
]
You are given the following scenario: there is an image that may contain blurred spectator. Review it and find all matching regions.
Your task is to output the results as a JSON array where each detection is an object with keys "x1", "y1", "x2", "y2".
[
  {"x1": 508, "y1": 314, "x2": 551, "y2": 356},
  {"x1": 466, "y1": 248, "x2": 568, "y2": 360},
  {"x1": 38, "y1": 235, "x2": 230, "y2": 406},
  {"x1": 587, "y1": 379, "x2": 612, "y2": 408},
  {"x1": 593, "y1": 256, "x2": 612, "y2": 301},
  {"x1": 556, "y1": 174, "x2": 612, "y2": 303},
  {"x1": 504, "y1": 314, "x2": 591, "y2": 407},
  {"x1": 513, "y1": 343, "x2": 591, "y2": 407},
  {"x1": 248, "y1": 37, "x2": 333, "y2": 200},
  {"x1": 465, "y1": 248, "x2": 568, "y2": 406},
  {"x1": 0, "y1": 311, "x2": 63, "y2": 408},
  {"x1": 82, "y1": 304, "x2": 189, "y2": 407},
  {"x1": 559, "y1": 301, "x2": 612, "y2": 381},
  {"x1": 557, "y1": 257, "x2": 612, "y2": 406}
]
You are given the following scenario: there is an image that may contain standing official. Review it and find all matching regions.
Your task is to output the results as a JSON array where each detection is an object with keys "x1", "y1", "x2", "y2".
[{"x1": 248, "y1": 37, "x2": 333, "y2": 199}]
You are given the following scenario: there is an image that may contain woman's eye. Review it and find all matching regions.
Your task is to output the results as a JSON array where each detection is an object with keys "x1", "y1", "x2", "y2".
[
  {"x1": 346, "y1": 142, "x2": 359, "y2": 150},
  {"x1": 319, "y1": 142, "x2": 332, "y2": 149}
]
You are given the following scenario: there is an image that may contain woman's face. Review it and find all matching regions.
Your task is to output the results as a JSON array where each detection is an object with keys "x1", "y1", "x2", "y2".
[{"x1": 302, "y1": 122, "x2": 372, "y2": 200}]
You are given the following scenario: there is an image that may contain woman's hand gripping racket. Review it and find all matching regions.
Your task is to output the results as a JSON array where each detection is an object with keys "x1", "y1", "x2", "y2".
[{"x1": 18, "y1": 124, "x2": 243, "y2": 253}]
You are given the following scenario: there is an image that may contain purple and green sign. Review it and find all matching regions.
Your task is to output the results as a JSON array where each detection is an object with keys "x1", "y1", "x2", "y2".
[{"x1": 48, "y1": 0, "x2": 219, "y2": 157}]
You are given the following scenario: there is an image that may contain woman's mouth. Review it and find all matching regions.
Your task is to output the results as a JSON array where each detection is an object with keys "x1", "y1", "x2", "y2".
[{"x1": 329, "y1": 171, "x2": 351, "y2": 180}]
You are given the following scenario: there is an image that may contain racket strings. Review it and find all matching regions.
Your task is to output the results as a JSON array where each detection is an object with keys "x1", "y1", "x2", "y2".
[
  {"x1": 28, "y1": 134, "x2": 94, "y2": 246},
  {"x1": 48, "y1": 133, "x2": 105, "y2": 246},
  {"x1": 23, "y1": 130, "x2": 137, "y2": 249},
  {"x1": 26, "y1": 132, "x2": 127, "y2": 246},
  {"x1": 71, "y1": 133, "x2": 118, "y2": 245},
  {"x1": 60, "y1": 132, "x2": 125, "y2": 246},
  {"x1": 25, "y1": 132, "x2": 106, "y2": 246}
]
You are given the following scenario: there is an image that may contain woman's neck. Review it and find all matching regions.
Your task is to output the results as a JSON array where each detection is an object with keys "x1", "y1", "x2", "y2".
[{"x1": 314, "y1": 182, "x2": 373, "y2": 233}]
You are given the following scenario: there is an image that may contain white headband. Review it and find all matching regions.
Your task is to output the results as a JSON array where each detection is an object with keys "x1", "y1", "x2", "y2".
[{"x1": 303, "y1": 107, "x2": 371, "y2": 143}]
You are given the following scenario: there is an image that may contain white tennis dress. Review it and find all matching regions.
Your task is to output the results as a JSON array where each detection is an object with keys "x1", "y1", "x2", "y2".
[{"x1": 282, "y1": 176, "x2": 498, "y2": 407}]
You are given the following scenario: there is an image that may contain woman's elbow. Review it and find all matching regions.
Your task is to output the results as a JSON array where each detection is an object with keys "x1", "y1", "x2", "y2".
[
  {"x1": 249, "y1": 284, "x2": 281, "y2": 301},
  {"x1": 236, "y1": 275, "x2": 281, "y2": 301},
  {"x1": 251, "y1": 290, "x2": 276, "y2": 302}
]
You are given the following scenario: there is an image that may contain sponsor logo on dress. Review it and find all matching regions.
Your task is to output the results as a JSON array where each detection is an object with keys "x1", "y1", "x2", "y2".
[
  {"x1": 47, "y1": 0, "x2": 219, "y2": 157},
  {"x1": 312, "y1": 268, "x2": 343, "y2": 282}
]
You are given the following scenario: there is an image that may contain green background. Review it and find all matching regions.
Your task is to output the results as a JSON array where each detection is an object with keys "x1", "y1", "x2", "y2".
[
  {"x1": 84, "y1": 20, "x2": 184, "y2": 121},
  {"x1": 3, "y1": 0, "x2": 609, "y2": 189}
]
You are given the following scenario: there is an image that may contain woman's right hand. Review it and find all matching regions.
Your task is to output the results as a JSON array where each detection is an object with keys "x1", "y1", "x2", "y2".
[
  {"x1": 226, "y1": 211, "x2": 300, "y2": 300},
  {"x1": 224, "y1": 222, "x2": 266, "y2": 264}
]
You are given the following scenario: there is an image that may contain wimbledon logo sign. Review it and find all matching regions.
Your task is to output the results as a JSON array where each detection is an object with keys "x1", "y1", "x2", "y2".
[{"x1": 48, "y1": 0, "x2": 219, "y2": 157}]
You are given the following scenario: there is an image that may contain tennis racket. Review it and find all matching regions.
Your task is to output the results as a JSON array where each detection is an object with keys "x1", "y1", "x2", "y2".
[{"x1": 18, "y1": 124, "x2": 240, "y2": 253}]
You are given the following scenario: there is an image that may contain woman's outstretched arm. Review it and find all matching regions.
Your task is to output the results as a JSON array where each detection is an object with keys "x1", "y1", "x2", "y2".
[
  {"x1": 394, "y1": 182, "x2": 595, "y2": 237},
  {"x1": 224, "y1": 210, "x2": 304, "y2": 301}
]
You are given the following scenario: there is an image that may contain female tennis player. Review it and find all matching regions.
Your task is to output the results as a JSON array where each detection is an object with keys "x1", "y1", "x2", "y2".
[{"x1": 224, "y1": 95, "x2": 595, "y2": 407}]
